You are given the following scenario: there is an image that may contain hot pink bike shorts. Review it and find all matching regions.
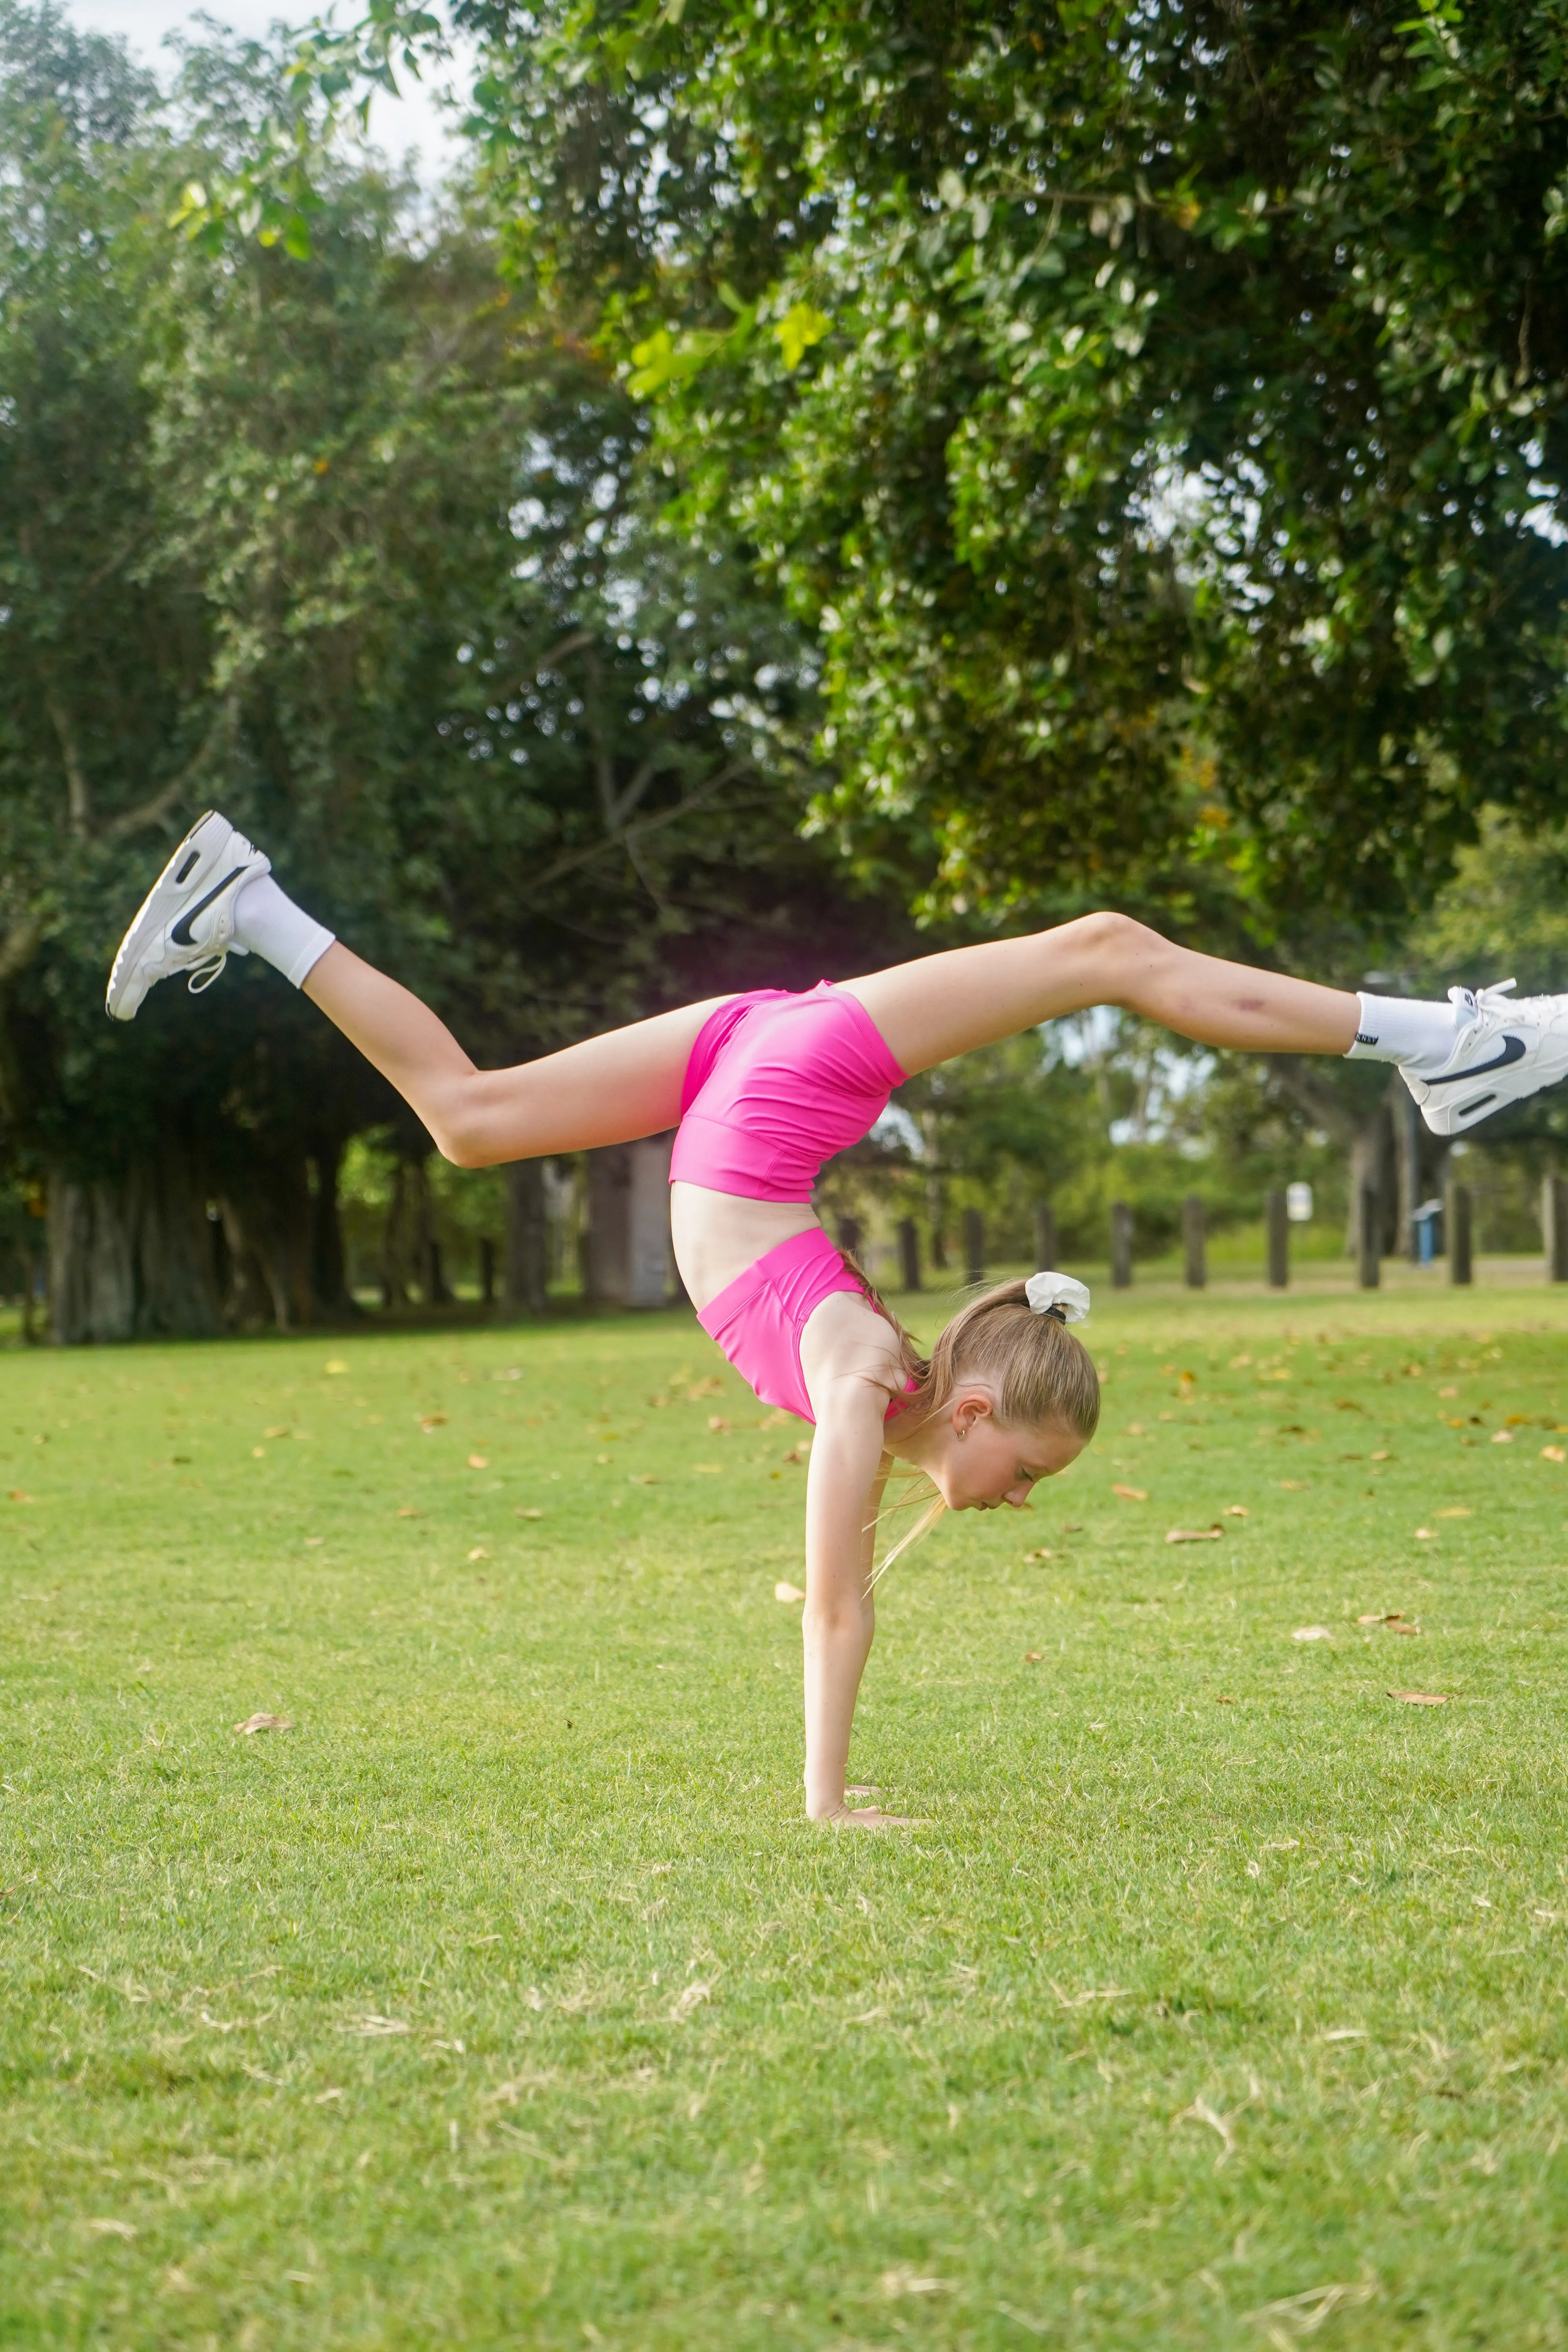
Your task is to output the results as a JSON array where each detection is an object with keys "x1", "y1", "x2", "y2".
[{"x1": 670, "y1": 983, "x2": 908, "y2": 1424}]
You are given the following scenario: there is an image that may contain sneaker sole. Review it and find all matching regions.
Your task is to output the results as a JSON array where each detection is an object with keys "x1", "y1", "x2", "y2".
[
  {"x1": 105, "y1": 810, "x2": 227, "y2": 1020},
  {"x1": 1417, "y1": 1056, "x2": 1568, "y2": 1135}
]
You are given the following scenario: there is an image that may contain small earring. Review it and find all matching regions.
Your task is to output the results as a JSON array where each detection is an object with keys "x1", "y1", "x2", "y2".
[{"x1": 958, "y1": 1427, "x2": 968, "y2": 1441}]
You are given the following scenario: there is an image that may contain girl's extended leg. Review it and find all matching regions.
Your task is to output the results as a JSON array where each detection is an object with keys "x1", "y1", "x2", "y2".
[
  {"x1": 840, "y1": 914, "x2": 1359, "y2": 1076},
  {"x1": 302, "y1": 944, "x2": 723, "y2": 1165}
]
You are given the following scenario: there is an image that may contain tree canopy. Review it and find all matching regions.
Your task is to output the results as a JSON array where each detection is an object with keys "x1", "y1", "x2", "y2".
[
  {"x1": 435, "y1": 0, "x2": 1568, "y2": 946},
  {"x1": 0, "y1": 1, "x2": 902, "y2": 1335}
]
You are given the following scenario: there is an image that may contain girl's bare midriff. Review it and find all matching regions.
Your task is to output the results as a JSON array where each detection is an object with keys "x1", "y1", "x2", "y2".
[{"x1": 670, "y1": 1180, "x2": 821, "y2": 1314}]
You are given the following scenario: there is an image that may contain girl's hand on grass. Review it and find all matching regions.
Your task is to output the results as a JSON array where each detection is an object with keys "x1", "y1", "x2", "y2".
[{"x1": 824, "y1": 1802, "x2": 924, "y2": 1829}]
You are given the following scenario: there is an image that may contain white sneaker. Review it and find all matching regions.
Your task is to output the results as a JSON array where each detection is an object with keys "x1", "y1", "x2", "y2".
[
  {"x1": 1402, "y1": 980, "x2": 1568, "y2": 1134},
  {"x1": 105, "y1": 810, "x2": 269, "y2": 1021}
]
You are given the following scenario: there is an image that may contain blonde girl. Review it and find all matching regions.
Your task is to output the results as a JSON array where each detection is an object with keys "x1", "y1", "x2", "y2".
[{"x1": 109, "y1": 813, "x2": 1568, "y2": 1822}]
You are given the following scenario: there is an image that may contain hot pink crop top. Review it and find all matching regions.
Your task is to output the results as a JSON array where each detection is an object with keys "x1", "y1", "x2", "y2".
[{"x1": 672, "y1": 984, "x2": 912, "y2": 1423}]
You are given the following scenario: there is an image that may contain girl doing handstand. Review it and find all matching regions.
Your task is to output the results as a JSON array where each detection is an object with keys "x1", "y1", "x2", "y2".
[{"x1": 108, "y1": 814, "x2": 1568, "y2": 1823}]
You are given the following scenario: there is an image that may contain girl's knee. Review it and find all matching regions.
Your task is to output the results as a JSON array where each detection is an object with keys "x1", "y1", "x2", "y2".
[{"x1": 1059, "y1": 910, "x2": 1159, "y2": 969}]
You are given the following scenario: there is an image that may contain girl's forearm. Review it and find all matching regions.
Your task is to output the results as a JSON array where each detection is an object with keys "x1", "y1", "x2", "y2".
[{"x1": 802, "y1": 1609, "x2": 874, "y2": 1817}]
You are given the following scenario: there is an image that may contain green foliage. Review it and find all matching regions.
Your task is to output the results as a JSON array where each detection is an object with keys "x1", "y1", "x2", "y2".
[
  {"x1": 448, "y1": 0, "x2": 1568, "y2": 939},
  {"x1": 8, "y1": 1302, "x2": 1568, "y2": 2342},
  {"x1": 0, "y1": 1, "x2": 901, "y2": 1258}
]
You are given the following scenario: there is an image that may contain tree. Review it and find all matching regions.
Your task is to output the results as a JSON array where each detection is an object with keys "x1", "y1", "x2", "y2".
[
  {"x1": 0, "y1": 6, "x2": 914, "y2": 1340},
  {"x1": 440, "y1": 0, "x2": 1568, "y2": 945}
]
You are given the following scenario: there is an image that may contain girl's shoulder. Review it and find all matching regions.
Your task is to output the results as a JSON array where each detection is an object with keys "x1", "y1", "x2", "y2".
[{"x1": 798, "y1": 1286, "x2": 907, "y2": 1399}]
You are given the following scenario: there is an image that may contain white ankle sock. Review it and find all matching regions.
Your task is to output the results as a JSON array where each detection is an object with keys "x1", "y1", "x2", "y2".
[
  {"x1": 1346, "y1": 989, "x2": 1474, "y2": 1074},
  {"x1": 231, "y1": 874, "x2": 336, "y2": 989}
]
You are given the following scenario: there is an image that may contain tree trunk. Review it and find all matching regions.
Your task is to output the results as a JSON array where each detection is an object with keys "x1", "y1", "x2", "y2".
[
  {"x1": 308, "y1": 1134, "x2": 352, "y2": 1316},
  {"x1": 378, "y1": 1156, "x2": 431, "y2": 1310},
  {"x1": 216, "y1": 1145, "x2": 314, "y2": 1330},
  {"x1": 584, "y1": 1136, "x2": 673, "y2": 1307},
  {"x1": 1346, "y1": 1091, "x2": 1397, "y2": 1264},
  {"x1": 505, "y1": 1161, "x2": 548, "y2": 1314},
  {"x1": 47, "y1": 1136, "x2": 220, "y2": 1343}
]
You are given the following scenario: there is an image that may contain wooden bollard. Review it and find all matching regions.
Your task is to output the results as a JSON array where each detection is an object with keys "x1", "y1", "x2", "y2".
[
  {"x1": 1033, "y1": 1200, "x2": 1056, "y2": 1272},
  {"x1": 898, "y1": 1218, "x2": 921, "y2": 1293},
  {"x1": 1545, "y1": 1176, "x2": 1568, "y2": 1283},
  {"x1": 1182, "y1": 1194, "x2": 1205, "y2": 1290},
  {"x1": 1448, "y1": 1180, "x2": 1472, "y2": 1286},
  {"x1": 1110, "y1": 1201, "x2": 1133, "y2": 1289},
  {"x1": 1358, "y1": 1185, "x2": 1381, "y2": 1289},
  {"x1": 1266, "y1": 1188, "x2": 1289, "y2": 1290}
]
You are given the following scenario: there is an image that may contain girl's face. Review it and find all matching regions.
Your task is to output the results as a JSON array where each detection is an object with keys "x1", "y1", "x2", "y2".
[{"x1": 935, "y1": 1397, "x2": 1083, "y2": 1512}]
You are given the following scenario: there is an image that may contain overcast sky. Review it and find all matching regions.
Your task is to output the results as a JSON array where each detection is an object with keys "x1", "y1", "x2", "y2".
[{"x1": 59, "y1": 0, "x2": 470, "y2": 179}]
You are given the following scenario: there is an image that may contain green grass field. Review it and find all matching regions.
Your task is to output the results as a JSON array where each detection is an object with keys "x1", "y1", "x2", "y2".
[{"x1": 5, "y1": 1280, "x2": 1568, "y2": 2350}]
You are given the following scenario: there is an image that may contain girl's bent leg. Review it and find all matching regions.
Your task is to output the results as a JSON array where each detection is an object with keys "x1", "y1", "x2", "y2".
[
  {"x1": 840, "y1": 914, "x2": 1360, "y2": 1078},
  {"x1": 303, "y1": 943, "x2": 723, "y2": 1165}
]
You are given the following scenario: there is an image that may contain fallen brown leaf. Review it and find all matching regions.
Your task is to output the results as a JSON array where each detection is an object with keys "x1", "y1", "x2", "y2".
[
  {"x1": 1370, "y1": 1450, "x2": 1390, "y2": 1462},
  {"x1": 467, "y1": 1454, "x2": 489, "y2": 1470},
  {"x1": 882, "y1": 2268, "x2": 951, "y2": 2300},
  {"x1": 1414, "y1": 1527, "x2": 1435, "y2": 1540},
  {"x1": 1022, "y1": 1546, "x2": 1053, "y2": 1561},
  {"x1": 774, "y1": 1580, "x2": 806, "y2": 1602},
  {"x1": 467, "y1": 1546, "x2": 489, "y2": 1562},
  {"x1": 1222, "y1": 1504, "x2": 1249, "y2": 1518},
  {"x1": 1543, "y1": 1446, "x2": 1566, "y2": 1463},
  {"x1": 1293, "y1": 1626, "x2": 1333, "y2": 1643},
  {"x1": 1165, "y1": 1526, "x2": 1222, "y2": 1544},
  {"x1": 419, "y1": 1413, "x2": 448, "y2": 1431},
  {"x1": 396, "y1": 1506, "x2": 421, "y2": 1518},
  {"x1": 780, "y1": 1445, "x2": 809, "y2": 1465},
  {"x1": 1281, "y1": 1478, "x2": 1305, "y2": 1490},
  {"x1": 1216, "y1": 1694, "x2": 1237, "y2": 1704},
  {"x1": 1112, "y1": 1483, "x2": 1148, "y2": 1501},
  {"x1": 515, "y1": 1507, "x2": 543, "y2": 1520},
  {"x1": 233, "y1": 1712, "x2": 292, "y2": 1735},
  {"x1": 264, "y1": 1425, "x2": 290, "y2": 1440},
  {"x1": 1389, "y1": 1690, "x2": 1449, "y2": 1705},
  {"x1": 1388, "y1": 1618, "x2": 1421, "y2": 1635},
  {"x1": 707, "y1": 1415, "x2": 731, "y2": 1434},
  {"x1": 1024, "y1": 1651, "x2": 1042, "y2": 1663},
  {"x1": 1492, "y1": 1430, "x2": 1515, "y2": 1445},
  {"x1": 687, "y1": 1376, "x2": 725, "y2": 1399},
  {"x1": 8, "y1": 1490, "x2": 31, "y2": 1503}
]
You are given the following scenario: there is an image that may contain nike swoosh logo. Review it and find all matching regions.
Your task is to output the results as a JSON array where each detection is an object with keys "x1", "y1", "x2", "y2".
[
  {"x1": 170, "y1": 865, "x2": 248, "y2": 947},
  {"x1": 1423, "y1": 1035, "x2": 1528, "y2": 1085}
]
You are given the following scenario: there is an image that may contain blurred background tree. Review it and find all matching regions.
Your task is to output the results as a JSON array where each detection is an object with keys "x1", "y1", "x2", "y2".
[
  {"x1": 0, "y1": 2, "x2": 911, "y2": 1340},
  {"x1": 9, "y1": 0, "x2": 1568, "y2": 1343}
]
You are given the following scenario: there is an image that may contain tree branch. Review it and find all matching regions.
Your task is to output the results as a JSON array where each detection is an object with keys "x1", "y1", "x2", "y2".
[
  {"x1": 102, "y1": 714, "x2": 234, "y2": 844},
  {"x1": 519, "y1": 757, "x2": 750, "y2": 899},
  {"x1": 0, "y1": 912, "x2": 43, "y2": 986},
  {"x1": 1265, "y1": 1053, "x2": 1361, "y2": 1144},
  {"x1": 44, "y1": 688, "x2": 91, "y2": 837}
]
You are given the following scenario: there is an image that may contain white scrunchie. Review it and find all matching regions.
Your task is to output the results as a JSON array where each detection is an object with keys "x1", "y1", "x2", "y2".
[{"x1": 1024, "y1": 1270, "x2": 1091, "y2": 1324}]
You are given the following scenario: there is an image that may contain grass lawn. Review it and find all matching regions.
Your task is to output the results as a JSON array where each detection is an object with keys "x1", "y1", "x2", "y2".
[{"x1": 5, "y1": 1279, "x2": 1568, "y2": 2349}]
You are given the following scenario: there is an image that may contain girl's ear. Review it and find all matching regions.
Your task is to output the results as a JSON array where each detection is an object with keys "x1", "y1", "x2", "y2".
[{"x1": 953, "y1": 1392, "x2": 994, "y2": 1435}]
